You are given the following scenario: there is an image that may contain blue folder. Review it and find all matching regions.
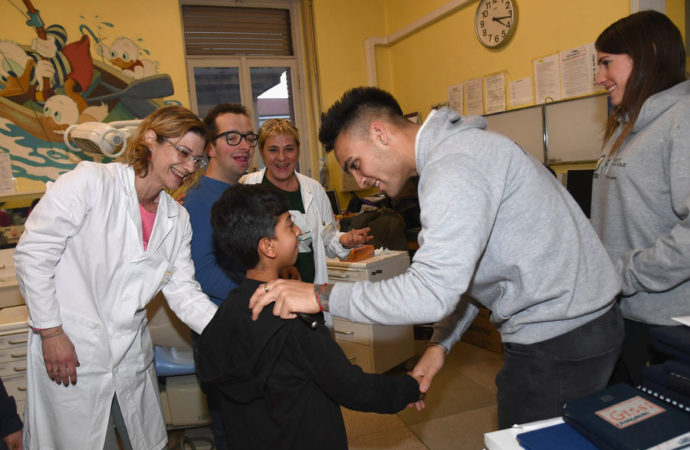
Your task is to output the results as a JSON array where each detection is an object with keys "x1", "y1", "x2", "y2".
[{"x1": 517, "y1": 422, "x2": 597, "y2": 450}]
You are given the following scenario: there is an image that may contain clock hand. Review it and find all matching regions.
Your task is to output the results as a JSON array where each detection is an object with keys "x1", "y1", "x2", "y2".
[{"x1": 492, "y1": 17, "x2": 508, "y2": 26}]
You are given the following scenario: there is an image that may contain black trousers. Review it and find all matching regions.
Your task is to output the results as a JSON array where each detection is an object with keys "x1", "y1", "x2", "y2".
[
  {"x1": 495, "y1": 304, "x2": 623, "y2": 429},
  {"x1": 608, "y1": 318, "x2": 669, "y2": 387}
]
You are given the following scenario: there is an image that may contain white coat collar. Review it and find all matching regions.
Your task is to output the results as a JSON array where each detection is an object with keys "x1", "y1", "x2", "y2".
[{"x1": 120, "y1": 164, "x2": 179, "y2": 258}]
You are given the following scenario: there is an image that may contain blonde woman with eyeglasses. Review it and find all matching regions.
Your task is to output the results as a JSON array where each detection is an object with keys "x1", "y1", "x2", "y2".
[{"x1": 14, "y1": 105, "x2": 218, "y2": 450}]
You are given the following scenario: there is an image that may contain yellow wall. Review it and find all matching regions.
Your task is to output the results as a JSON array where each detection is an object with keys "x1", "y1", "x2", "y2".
[
  {"x1": 382, "y1": 0, "x2": 628, "y2": 118},
  {"x1": 311, "y1": 0, "x2": 388, "y2": 201}
]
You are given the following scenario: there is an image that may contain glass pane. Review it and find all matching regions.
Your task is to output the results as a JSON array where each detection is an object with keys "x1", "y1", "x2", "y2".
[
  {"x1": 193, "y1": 67, "x2": 241, "y2": 118},
  {"x1": 249, "y1": 66, "x2": 296, "y2": 171}
]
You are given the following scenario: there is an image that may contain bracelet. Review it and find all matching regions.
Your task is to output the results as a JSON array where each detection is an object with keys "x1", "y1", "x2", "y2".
[
  {"x1": 316, "y1": 283, "x2": 327, "y2": 312},
  {"x1": 40, "y1": 328, "x2": 64, "y2": 339}
]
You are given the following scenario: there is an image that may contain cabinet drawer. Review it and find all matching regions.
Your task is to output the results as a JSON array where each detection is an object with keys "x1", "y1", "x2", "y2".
[
  {"x1": 0, "y1": 359, "x2": 26, "y2": 378},
  {"x1": 336, "y1": 340, "x2": 372, "y2": 373},
  {"x1": 3, "y1": 374, "x2": 26, "y2": 401},
  {"x1": 333, "y1": 318, "x2": 372, "y2": 345},
  {"x1": 15, "y1": 399, "x2": 25, "y2": 422},
  {"x1": 0, "y1": 346, "x2": 27, "y2": 363},
  {"x1": 327, "y1": 268, "x2": 368, "y2": 283},
  {"x1": 0, "y1": 332, "x2": 28, "y2": 350}
]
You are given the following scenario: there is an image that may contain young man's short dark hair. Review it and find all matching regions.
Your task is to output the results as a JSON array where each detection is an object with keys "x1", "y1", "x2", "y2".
[
  {"x1": 211, "y1": 184, "x2": 288, "y2": 270},
  {"x1": 318, "y1": 87, "x2": 405, "y2": 151},
  {"x1": 203, "y1": 103, "x2": 250, "y2": 140}
]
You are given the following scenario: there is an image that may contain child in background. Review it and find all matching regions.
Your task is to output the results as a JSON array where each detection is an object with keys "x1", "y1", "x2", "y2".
[{"x1": 198, "y1": 184, "x2": 420, "y2": 450}]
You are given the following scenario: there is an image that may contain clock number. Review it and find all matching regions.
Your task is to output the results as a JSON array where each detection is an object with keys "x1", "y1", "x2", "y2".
[
  {"x1": 495, "y1": 35, "x2": 499, "y2": 43},
  {"x1": 482, "y1": 10, "x2": 488, "y2": 18},
  {"x1": 480, "y1": 20, "x2": 485, "y2": 28},
  {"x1": 506, "y1": 0, "x2": 511, "y2": 7},
  {"x1": 483, "y1": 29, "x2": 487, "y2": 37},
  {"x1": 502, "y1": 30, "x2": 506, "y2": 37}
]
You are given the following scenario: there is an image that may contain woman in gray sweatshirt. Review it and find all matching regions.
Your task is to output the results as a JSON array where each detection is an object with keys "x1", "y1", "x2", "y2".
[{"x1": 591, "y1": 10, "x2": 690, "y2": 386}]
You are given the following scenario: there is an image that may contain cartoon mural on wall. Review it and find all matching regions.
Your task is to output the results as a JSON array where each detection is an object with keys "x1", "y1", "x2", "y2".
[{"x1": 0, "y1": 0, "x2": 175, "y2": 187}]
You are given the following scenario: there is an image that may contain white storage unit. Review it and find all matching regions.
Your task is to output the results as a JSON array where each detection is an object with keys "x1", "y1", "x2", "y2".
[
  {"x1": 327, "y1": 251, "x2": 415, "y2": 373},
  {"x1": 0, "y1": 305, "x2": 29, "y2": 421}
]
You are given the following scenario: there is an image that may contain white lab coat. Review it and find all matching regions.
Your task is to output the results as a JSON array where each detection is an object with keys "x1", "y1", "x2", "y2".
[
  {"x1": 241, "y1": 169, "x2": 350, "y2": 284},
  {"x1": 14, "y1": 162, "x2": 217, "y2": 450}
]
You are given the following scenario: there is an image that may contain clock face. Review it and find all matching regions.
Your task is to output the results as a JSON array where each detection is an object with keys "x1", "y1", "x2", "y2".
[{"x1": 475, "y1": 0, "x2": 517, "y2": 48}]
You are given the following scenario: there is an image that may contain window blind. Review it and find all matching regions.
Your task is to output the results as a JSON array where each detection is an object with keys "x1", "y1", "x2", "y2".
[{"x1": 182, "y1": 6, "x2": 293, "y2": 56}]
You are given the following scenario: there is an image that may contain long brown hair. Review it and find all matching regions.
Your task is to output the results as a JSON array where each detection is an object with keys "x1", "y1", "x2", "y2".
[
  {"x1": 596, "y1": 11, "x2": 686, "y2": 155},
  {"x1": 124, "y1": 105, "x2": 208, "y2": 177}
]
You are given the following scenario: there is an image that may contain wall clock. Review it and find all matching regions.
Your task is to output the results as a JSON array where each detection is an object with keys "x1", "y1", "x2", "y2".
[{"x1": 474, "y1": 0, "x2": 517, "y2": 48}]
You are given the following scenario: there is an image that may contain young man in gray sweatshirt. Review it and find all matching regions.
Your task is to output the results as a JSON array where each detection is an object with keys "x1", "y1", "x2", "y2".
[{"x1": 249, "y1": 87, "x2": 623, "y2": 429}]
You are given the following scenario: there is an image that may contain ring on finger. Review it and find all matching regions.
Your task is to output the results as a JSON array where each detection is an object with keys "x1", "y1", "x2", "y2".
[{"x1": 263, "y1": 284, "x2": 269, "y2": 294}]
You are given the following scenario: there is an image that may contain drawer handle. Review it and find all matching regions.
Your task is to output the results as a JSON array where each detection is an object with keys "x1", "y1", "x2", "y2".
[
  {"x1": 335, "y1": 330, "x2": 355, "y2": 336},
  {"x1": 8, "y1": 339, "x2": 27, "y2": 345},
  {"x1": 371, "y1": 269, "x2": 383, "y2": 275},
  {"x1": 17, "y1": 387, "x2": 27, "y2": 392},
  {"x1": 12, "y1": 367, "x2": 26, "y2": 372},
  {"x1": 329, "y1": 274, "x2": 351, "y2": 280},
  {"x1": 10, "y1": 353, "x2": 26, "y2": 358}
]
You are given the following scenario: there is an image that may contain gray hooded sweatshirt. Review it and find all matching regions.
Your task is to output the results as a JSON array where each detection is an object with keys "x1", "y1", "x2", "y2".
[
  {"x1": 591, "y1": 80, "x2": 690, "y2": 326},
  {"x1": 329, "y1": 108, "x2": 620, "y2": 346}
]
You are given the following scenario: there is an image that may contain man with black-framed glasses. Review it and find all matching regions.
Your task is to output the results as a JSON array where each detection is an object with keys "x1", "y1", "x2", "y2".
[{"x1": 184, "y1": 103, "x2": 256, "y2": 450}]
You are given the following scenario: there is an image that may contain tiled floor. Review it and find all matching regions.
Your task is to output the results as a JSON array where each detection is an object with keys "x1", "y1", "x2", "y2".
[
  {"x1": 343, "y1": 340, "x2": 503, "y2": 450},
  {"x1": 167, "y1": 339, "x2": 503, "y2": 450}
]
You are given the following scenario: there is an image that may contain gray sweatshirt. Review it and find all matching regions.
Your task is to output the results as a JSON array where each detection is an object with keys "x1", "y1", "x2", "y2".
[
  {"x1": 329, "y1": 108, "x2": 620, "y2": 345},
  {"x1": 591, "y1": 80, "x2": 690, "y2": 326}
]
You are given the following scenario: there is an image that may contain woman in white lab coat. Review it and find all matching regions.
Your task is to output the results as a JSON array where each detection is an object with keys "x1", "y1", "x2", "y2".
[
  {"x1": 241, "y1": 119, "x2": 371, "y2": 286},
  {"x1": 13, "y1": 105, "x2": 218, "y2": 450}
]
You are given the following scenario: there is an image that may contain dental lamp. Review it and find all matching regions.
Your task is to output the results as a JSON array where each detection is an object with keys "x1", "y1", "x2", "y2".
[{"x1": 64, "y1": 120, "x2": 141, "y2": 158}]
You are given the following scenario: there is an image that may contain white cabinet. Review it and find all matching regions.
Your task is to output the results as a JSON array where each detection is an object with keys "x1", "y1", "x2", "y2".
[
  {"x1": 0, "y1": 305, "x2": 29, "y2": 421},
  {"x1": 0, "y1": 248, "x2": 24, "y2": 308},
  {"x1": 327, "y1": 251, "x2": 415, "y2": 373}
]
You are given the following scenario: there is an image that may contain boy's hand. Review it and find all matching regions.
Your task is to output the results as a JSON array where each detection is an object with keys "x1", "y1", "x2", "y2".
[
  {"x1": 249, "y1": 280, "x2": 319, "y2": 321},
  {"x1": 408, "y1": 372, "x2": 426, "y2": 411}
]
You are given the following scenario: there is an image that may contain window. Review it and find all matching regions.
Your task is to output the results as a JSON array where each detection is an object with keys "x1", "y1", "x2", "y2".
[{"x1": 182, "y1": 2, "x2": 312, "y2": 175}]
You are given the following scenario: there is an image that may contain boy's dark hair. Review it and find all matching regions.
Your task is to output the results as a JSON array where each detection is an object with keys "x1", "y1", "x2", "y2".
[
  {"x1": 211, "y1": 184, "x2": 289, "y2": 270},
  {"x1": 203, "y1": 103, "x2": 250, "y2": 141},
  {"x1": 318, "y1": 87, "x2": 405, "y2": 152}
]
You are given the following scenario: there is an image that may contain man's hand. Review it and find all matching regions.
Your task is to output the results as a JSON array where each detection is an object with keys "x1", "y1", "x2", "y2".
[
  {"x1": 3, "y1": 429, "x2": 22, "y2": 450},
  {"x1": 408, "y1": 344, "x2": 446, "y2": 411},
  {"x1": 339, "y1": 227, "x2": 373, "y2": 248},
  {"x1": 40, "y1": 327, "x2": 80, "y2": 386},
  {"x1": 249, "y1": 279, "x2": 319, "y2": 321}
]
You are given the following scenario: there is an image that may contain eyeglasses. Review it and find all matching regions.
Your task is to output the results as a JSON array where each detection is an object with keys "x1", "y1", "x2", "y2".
[
  {"x1": 161, "y1": 136, "x2": 208, "y2": 169},
  {"x1": 215, "y1": 131, "x2": 258, "y2": 147}
]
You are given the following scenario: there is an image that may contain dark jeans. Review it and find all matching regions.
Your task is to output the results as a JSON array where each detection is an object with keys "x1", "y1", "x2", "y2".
[
  {"x1": 608, "y1": 318, "x2": 667, "y2": 387},
  {"x1": 192, "y1": 332, "x2": 229, "y2": 450},
  {"x1": 495, "y1": 304, "x2": 623, "y2": 429}
]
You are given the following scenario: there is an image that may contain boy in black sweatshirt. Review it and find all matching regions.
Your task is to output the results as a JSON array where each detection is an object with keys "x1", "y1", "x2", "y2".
[{"x1": 198, "y1": 184, "x2": 421, "y2": 450}]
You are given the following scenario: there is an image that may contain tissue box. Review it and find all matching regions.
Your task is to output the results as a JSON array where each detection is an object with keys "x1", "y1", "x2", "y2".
[{"x1": 343, "y1": 245, "x2": 375, "y2": 262}]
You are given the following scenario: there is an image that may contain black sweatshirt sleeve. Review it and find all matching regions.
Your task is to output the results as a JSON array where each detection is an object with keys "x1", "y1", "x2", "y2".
[
  {"x1": 0, "y1": 379, "x2": 22, "y2": 437},
  {"x1": 284, "y1": 321, "x2": 420, "y2": 414}
]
